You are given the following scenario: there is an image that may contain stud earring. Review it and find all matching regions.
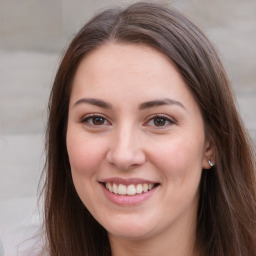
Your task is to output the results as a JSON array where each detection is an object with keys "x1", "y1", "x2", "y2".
[{"x1": 208, "y1": 160, "x2": 215, "y2": 167}]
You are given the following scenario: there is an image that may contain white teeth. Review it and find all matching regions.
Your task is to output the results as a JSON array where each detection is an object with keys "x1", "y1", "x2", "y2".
[
  {"x1": 108, "y1": 183, "x2": 113, "y2": 193},
  {"x1": 113, "y1": 183, "x2": 118, "y2": 194},
  {"x1": 148, "y1": 183, "x2": 153, "y2": 190},
  {"x1": 136, "y1": 184, "x2": 143, "y2": 194},
  {"x1": 105, "y1": 182, "x2": 156, "y2": 195},
  {"x1": 127, "y1": 185, "x2": 136, "y2": 195},
  {"x1": 118, "y1": 184, "x2": 127, "y2": 195},
  {"x1": 143, "y1": 184, "x2": 149, "y2": 192}
]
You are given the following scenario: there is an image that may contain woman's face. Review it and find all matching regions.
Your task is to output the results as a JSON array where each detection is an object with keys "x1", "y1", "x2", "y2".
[{"x1": 66, "y1": 43, "x2": 213, "y2": 242}]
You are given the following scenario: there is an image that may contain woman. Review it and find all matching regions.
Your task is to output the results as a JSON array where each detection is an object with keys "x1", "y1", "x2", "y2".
[{"x1": 42, "y1": 2, "x2": 256, "y2": 256}]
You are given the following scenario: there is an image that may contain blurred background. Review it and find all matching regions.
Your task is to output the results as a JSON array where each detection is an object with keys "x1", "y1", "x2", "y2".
[{"x1": 0, "y1": 0, "x2": 255, "y2": 255}]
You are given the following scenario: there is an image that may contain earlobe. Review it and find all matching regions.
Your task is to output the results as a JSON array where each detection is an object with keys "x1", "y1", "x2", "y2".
[{"x1": 202, "y1": 137, "x2": 216, "y2": 169}]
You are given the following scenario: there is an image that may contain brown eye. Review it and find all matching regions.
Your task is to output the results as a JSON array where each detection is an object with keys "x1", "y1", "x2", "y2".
[
  {"x1": 153, "y1": 117, "x2": 167, "y2": 126},
  {"x1": 82, "y1": 115, "x2": 110, "y2": 126},
  {"x1": 92, "y1": 116, "x2": 105, "y2": 125},
  {"x1": 146, "y1": 114, "x2": 174, "y2": 128}
]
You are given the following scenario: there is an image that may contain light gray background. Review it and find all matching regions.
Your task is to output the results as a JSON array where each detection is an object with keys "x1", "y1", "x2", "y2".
[{"x1": 0, "y1": 0, "x2": 255, "y2": 255}]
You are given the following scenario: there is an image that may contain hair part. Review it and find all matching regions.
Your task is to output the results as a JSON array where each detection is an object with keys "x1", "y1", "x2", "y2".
[{"x1": 43, "y1": 2, "x2": 256, "y2": 256}]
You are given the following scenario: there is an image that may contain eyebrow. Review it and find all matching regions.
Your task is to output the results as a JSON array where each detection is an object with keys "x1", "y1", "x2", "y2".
[
  {"x1": 139, "y1": 98, "x2": 185, "y2": 110},
  {"x1": 73, "y1": 97, "x2": 185, "y2": 110},
  {"x1": 73, "y1": 98, "x2": 112, "y2": 109}
]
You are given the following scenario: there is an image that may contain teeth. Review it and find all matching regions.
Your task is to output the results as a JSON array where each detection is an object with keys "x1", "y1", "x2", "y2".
[
  {"x1": 105, "y1": 182, "x2": 156, "y2": 196},
  {"x1": 113, "y1": 183, "x2": 118, "y2": 194},
  {"x1": 118, "y1": 184, "x2": 126, "y2": 195},
  {"x1": 136, "y1": 184, "x2": 143, "y2": 194},
  {"x1": 108, "y1": 183, "x2": 113, "y2": 193},
  {"x1": 143, "y1": 184, "x2": 149, "y2": 192},
  {"x1": 148, "y1": 183, "x2": 153, "y2": 190},
  {"x1": 127, "y1": 185, "x2": 136, "y2": 195}
]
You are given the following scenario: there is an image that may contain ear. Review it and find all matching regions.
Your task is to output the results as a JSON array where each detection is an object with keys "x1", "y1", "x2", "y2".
[{"x1": 202, "y1": 135, "x2": 215, "y2": 169}]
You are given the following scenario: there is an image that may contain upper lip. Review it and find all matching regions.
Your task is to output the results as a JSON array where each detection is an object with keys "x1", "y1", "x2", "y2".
[{"x1": 99, "y1": 177, "x2": 159, "y2": 185}]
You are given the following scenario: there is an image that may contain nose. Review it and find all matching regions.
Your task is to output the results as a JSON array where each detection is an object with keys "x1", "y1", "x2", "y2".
[{"x1": 106, "y1": 125, "x2": 146, "y2": 171}]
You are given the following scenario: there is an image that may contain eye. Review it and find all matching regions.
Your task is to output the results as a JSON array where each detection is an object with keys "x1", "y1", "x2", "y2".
[
  {"x1": 146, "y1": 114, "x2": 175, "y2": 127},
  {"x1": 81, "y1": 114, "x2": 110, "y2": 126}
]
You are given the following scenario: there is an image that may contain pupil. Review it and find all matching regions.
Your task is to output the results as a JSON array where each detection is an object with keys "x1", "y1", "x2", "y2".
[
  {"x1": 93, "y1": 117, "x2": 104, "y2": 125},
  {"x1": 154, "y1": 118, "x2": 166, "y2": 126}
]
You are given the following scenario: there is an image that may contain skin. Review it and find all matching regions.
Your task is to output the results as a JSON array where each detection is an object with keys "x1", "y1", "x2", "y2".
[{"x1": 66, "y1": 43, "x2": 214, "y2": 256}]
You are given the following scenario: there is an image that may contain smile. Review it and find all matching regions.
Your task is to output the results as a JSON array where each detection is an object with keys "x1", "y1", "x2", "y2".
[{"x1": 104, "y1": 182, "x2": 158, "y2": 196}]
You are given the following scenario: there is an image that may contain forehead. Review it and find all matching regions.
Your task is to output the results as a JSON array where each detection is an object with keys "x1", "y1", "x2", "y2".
[
  {"x1": 77, "y1": 43, "x2": 175, "y2": 77},
  {"x1": 71, "y1": 43, "x2": 189, "y2": 97}
]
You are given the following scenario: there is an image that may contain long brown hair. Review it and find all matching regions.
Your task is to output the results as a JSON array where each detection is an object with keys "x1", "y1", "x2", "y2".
[{"x1": 43, "y1": 2, "x2": 256, "y2": 255}]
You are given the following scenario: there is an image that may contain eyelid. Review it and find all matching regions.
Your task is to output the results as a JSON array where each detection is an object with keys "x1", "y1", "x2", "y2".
[
  {"x1": 144, "y1": 114, "x2": 176, "y2": 127},
  {"x1": 80, "y1": 113, "x2": 111, "y2": 126}
]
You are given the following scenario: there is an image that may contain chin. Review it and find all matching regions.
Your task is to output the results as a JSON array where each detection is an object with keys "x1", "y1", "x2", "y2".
[
  {"x1": 108, "y1": 229, "x2": 152, "y2": 241},
  {"x1": 103, "y1": 218, "x2": 156, "y2": 240}
]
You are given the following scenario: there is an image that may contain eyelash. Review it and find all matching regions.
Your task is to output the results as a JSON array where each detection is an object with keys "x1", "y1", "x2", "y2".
[
  {"x1": 80, "y1": 114, "x2": 175, "y2": 128},
  {"x1": 81, "y1": 114, "x2": 111, "y2": 127},
  {"x1": 145, "y1": 114, "x2": 175, "y2": 128}
]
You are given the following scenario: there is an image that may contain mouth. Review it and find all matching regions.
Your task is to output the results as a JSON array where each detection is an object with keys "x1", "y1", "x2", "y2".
[{"x1": 102, "y1": 182, "x2": 160, "y2": 196}]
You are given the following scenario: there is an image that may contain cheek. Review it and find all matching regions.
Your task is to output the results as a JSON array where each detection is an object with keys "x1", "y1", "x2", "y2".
[
  {"x1": 66, "y1": 129, "x2": 108, "y2": 208},
  {"x1": 66, "y1": 129, "x2": 106, "y2": 176},
  {"x1": 149, "y1": 135, "x2": 204, "y2": 180},
  {"x1": 150, "y1": 136, "x2": 204, "y2": 213}
]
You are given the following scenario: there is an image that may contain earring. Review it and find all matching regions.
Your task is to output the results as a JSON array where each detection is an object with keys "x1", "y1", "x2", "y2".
[{"x1": 208, "y1": 160, "x2": 215, "y2": 167}]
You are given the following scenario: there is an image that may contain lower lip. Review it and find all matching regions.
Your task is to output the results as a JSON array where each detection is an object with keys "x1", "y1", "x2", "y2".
[{"x1": 101, "y1": 184, "x2": 158, "y2": 206}]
